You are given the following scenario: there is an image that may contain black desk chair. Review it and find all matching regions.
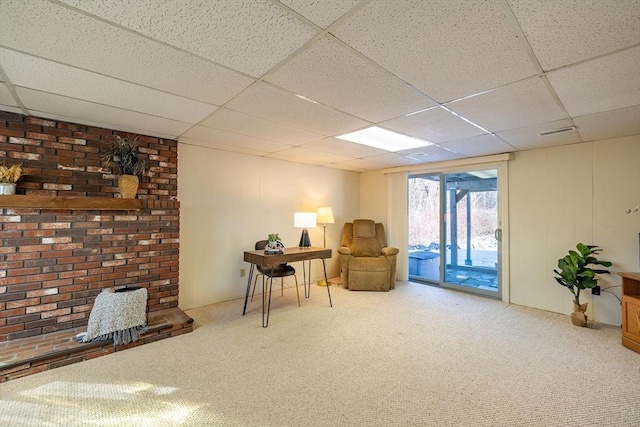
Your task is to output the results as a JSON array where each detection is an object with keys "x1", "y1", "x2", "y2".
[{"x1": 251, "y1": 240, "x2": 301, "y2": 306}]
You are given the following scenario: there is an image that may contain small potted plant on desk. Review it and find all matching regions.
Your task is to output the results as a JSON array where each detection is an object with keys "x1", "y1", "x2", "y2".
[
  {"x1": 553, "y1": 243, "x2": 612, "y2": 327},
  {"x1": 0, "y1": 161, "x2": 22, "y2": 195},
  {"x1": 265, "y1": 233, "x2": 284, "y2": 254},
  {"x1": 102, "y1": 135, "x2": 148, "y2": 199}
]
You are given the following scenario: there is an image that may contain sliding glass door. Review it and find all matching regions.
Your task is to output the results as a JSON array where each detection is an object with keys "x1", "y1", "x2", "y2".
[{"x1": 409, "y1": 168, "x2": 501, "y2": 298}]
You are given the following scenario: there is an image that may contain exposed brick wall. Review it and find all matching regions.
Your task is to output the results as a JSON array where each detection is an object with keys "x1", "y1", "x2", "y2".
[{"x1": 0, "y1": 111, "x2": 179, "y2": 342}]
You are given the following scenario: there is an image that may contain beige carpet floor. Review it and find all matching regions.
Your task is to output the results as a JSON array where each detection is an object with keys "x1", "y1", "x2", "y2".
[{"x1": 0, "y1": 281, "x2": 638, "y2": 426}]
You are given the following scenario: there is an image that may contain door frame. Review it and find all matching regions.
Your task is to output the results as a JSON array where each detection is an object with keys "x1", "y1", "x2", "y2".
[{"x1": 407, "y1": 160, "x2": 510, "y2": 303}]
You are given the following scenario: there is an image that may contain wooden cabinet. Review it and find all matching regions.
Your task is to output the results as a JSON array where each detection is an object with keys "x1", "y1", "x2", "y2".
[{"x1": 619, "y1": 272, "x2": 640, "y2": 353}]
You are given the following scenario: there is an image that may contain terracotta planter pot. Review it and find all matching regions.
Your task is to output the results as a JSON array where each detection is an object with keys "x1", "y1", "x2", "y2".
[
  {"x1": 117, "y1": 175, "x2": 139, "y2": 199},
  {"x1": 570, "y1": 302, "x2": 589, "y2": 327}
]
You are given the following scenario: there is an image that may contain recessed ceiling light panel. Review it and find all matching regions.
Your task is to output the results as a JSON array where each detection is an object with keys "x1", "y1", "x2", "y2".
[{"x1": 336, "y1": 126, "x2": 431, "y2": 152}]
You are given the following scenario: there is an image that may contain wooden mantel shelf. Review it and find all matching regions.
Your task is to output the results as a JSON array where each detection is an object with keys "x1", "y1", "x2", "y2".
[{"x1": 0, "y1": 195, "x2": 143, "y2": 210}]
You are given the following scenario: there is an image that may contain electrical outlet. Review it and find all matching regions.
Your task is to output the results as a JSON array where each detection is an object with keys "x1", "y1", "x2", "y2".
[
  {"x1": 592, "y1": 286, "x2": 601, "y2": 295},
  {"x1": 240, "y1": 268, "x2": 246, "y2": 278}
]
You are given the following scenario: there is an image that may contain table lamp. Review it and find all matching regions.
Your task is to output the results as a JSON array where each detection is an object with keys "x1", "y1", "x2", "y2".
[
  {"x1": 316, "y1": 206, "x2": 335, "y2": 248},
  {"x1": 294, "y1": 212, "x2": 316, "y2": 248}
]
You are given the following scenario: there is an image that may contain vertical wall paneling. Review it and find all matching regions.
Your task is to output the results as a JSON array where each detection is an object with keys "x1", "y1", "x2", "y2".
[{"x1": 177, "y1": 143, "x2": 360, "y2": 310}]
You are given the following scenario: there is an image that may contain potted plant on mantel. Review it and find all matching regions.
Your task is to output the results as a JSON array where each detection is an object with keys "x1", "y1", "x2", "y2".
[
  {"x1": 553, "y1": 243, "x2": 612, "y2": 327},
  {"x1": 102, "y1": 135, "x2": 148, "y2": 199},
  {"x1": 0, "y1": 161, "x2": 22, "y2": 195}
]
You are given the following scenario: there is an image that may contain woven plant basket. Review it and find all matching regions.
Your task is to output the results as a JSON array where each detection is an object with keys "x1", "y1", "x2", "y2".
[{"x1": 117, "y1": 174, "x2": 139, "y2": 199}]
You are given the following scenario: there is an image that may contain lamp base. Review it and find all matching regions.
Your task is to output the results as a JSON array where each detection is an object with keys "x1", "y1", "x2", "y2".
[{"x1": 298, "y1": 229, "x2": 311, "y2": 248}]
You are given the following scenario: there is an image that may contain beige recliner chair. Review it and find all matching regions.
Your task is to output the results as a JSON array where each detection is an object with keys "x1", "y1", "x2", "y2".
[{"x1": 338, "y1": 219, "x2": 399, "y2": 291}]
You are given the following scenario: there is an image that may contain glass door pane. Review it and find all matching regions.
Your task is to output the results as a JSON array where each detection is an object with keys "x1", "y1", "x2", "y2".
[
  {"x1": 408, "y1": 174, "x2": 441, "y2": 283},
  {"x1": 443, "y1": 169, "x2": 499, "y2": 295}
]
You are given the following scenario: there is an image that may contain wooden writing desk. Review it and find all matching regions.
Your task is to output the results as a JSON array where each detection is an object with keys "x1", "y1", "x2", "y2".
[{"x1": 243, "y1": 246, "x2": 332, "y2": 327}]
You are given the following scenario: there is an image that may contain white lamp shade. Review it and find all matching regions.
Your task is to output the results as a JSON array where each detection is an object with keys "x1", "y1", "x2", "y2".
[
  {"x1": 316, "y1": 206, "x2": 334, "y2": 224},
  {"x1": 294, "y1": 212, "x2": 317, "y2": 228}
]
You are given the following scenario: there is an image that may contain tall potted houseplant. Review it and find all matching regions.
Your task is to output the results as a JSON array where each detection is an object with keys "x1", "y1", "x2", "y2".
[
  {"x1": 553, "y1": 243, "x2": 612, "y2": 327},
  {"x1": 102, "y1": 135, "x2": 147, "y2": 199},
  {"x1": 0, "y1": 161, "x2": 22, "y2": 195}
]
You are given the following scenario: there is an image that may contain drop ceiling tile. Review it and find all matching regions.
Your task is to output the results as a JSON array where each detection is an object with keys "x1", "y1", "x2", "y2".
[
  {"x1": 16, "y1": 88, "x2": 190, "y2": 138},
  {"x1": 265, "y1": 36, "x2": 435, "y2": 122},
  {"x1": 362, "y1": 152, "x2": 425, "y2": 167},
  {"x1": 0, "y1": 83, "x2": 19, "y2": 107},
  {"x1": 0, "y1": 0, "x2": 254, "y2": 105},
  {"x1": 332, "y1": 0, "x2": 537, "y2": 102},
  {"x1": 181, "y1": 126, "x2": 294, "y2": 154},
  {"x1": 446, "y1": 77, "x2": 566, "y2": 132},
  {"x1": 497, "y1": 119, "x2": 582, "y2": 150},
  {"x1": 280, "y1": 0, "x2": 362, "y2": 28},
  {"x1": 179, "y1": 137, "x2": 267, "y2": 157},
  {"x1": 200, "y1": 108, "x2": 323, "y2": 145},
  {"x1": 439, "y1": 134, "x2": 516, "y2": 157},
  {"x1": 59, "y1": 0, "x2": 318, "y2": 78},
  {"x1": 265, "y1": 147, "x2": 352, "y2": 165},
  {"x1": 397, "y1": 145, "x2": 466, "y2": 163},
  {"x1": 381, "y1": 106, "x2": 487, "y2": 144},
  {"x1": 547, "y1": 46, "x2": 640, "y2": 117},
  {"x1": 508, "y1": 0, "x2": 640, "y2": 70},
  {"x1": 0, "y1": 49, "x2": 217, "y2": 123},
  {"x1": 225, "y1": 82, "x2": 369, "y2": 136},
  {"x1": 574, "y1": 106, "x2": 640, "y2": 142},
  {"x1": 300, "y1": 137, "x2": 388, "y2": 158},
  {"x1": 327, "y1": 158, "x2": 389, "y2": 172}
]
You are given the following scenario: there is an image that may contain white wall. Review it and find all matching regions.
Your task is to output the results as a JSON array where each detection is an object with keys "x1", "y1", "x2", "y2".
[
  {"x1": 510, "y1": 135, "x2": 640, "y2": 325},
  {"x1": 178, "y1": 143, "x2": 360, "y2": 310},
  {"x1": 360, "y1": 135, "x2": 640, "y2": 325}
]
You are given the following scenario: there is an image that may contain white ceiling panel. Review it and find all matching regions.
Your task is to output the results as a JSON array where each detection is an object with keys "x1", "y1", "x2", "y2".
[
  {"x1": 0, "y1": 0, "x2": 254, "y2": 106},
  {"x1": 508, "y1": 0, "x2": 640, "y2": 71},
  {"x1": 363, "y1": 152, "x2": 425, "y2": 167},
  {"x1": 59, "y1": 0, "x2": 318, "y2": 78},
  {"x1": 0, "y1": 82, "x2": 19, "y2": 107},
  {"x1": 180, "y1": 137, "x2": 266, "y2": 157},
  {"x1": 547, "y1": 46, "x2": 640, "y2": 117},
  {"x1": 0, "y1": 1, "x2": 638, "y2": 173},
  {"x1": 439, "y1": 134, "x2": 516, "y2": 158},
  {"x1": 497, "y1": 119, "x2": 582, "y2": 150},
  {"x1": 225, "y1": 82, "x2": 369, "y2": 136},
  {"x1": 265, "y1": 36, "x2": 435, "y2": 122},
  {"x1": 327, "y1": 158, "x2": 390, "y2": 172},
  {"x1": 199, "y1": 108, "x2": 323, "y2": 145},
  {"x1": 397, "y1": 145, "x2": 466, "y2": 163},
  {"x1": 0, "y1": 48, "x2": 217, "y2": 123},
  {"x1": 381, "y1": 106, "x2": 487, "y2": 144},
  {"x1": 446, "y1": 77, "x2": 567, "y2": 132},
  {"x1": 181, "y1": 126, "x2": 294, "y2": 154},
  {"x1": 265, "y1": 146, "x2": 352, "y2": 165},
  {"x1": 279, "y1": 0, "x2": 362, "y2": 29},
  {"x1": 16, "y1": 87, "x2": 193, "y2": 138},
  {"x1": 574, "y1": 106, "x2": 640, "y2": 143},
  {"x1": 332, "y1": 0, "x2": 537, "y2": 102},
  {"x1": 300, "y1": 137, "x2": 388, "y2": 158}
]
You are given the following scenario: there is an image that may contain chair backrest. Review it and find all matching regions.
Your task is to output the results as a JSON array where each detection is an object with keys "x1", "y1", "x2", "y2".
[
  {"x1": 255, "y1": 240, "x2": 268, "y2": 250},
  {"x1": 342, "y1": 219, "x2": 388, "y2": 257}
]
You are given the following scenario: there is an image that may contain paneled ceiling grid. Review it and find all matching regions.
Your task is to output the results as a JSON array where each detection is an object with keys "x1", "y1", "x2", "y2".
[{"x1": 0, "y1": 0, "x2": 638, "y2": 172}]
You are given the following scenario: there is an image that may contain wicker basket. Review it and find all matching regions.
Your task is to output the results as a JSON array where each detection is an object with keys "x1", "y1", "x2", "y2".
[{"x1": 117, "y1": 175, "x2": 139, "y2": 199}]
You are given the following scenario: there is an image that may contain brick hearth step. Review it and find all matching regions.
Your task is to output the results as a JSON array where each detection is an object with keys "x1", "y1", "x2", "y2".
[{"x1": 0, "y1": 307, "x2": 193, "y2": 383}]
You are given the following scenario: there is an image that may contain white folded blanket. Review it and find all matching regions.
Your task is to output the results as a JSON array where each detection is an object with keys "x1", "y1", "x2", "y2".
[{"x1": 76, "y1": 287, "x2": 148, "y2": 345}]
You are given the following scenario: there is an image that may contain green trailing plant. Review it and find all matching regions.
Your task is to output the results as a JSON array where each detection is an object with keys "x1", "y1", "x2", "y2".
[
  {"x1": 102, "y1": 135, "x2": 148, "y2": 176},
  {"x1": 268, "y1": 233, "x2": 281, "y2": 243},
  {"x1": 553, "y1": 243, "x2": 612, "y2": 306}
]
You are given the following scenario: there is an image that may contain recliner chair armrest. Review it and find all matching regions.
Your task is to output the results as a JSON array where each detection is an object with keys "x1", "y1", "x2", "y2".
[
  {"x1": 337, "y1": 246, "x2": 351, "y2": 255},
  {"x1": 382, "y1": 247, "x2": 399, "y2": 256}
]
